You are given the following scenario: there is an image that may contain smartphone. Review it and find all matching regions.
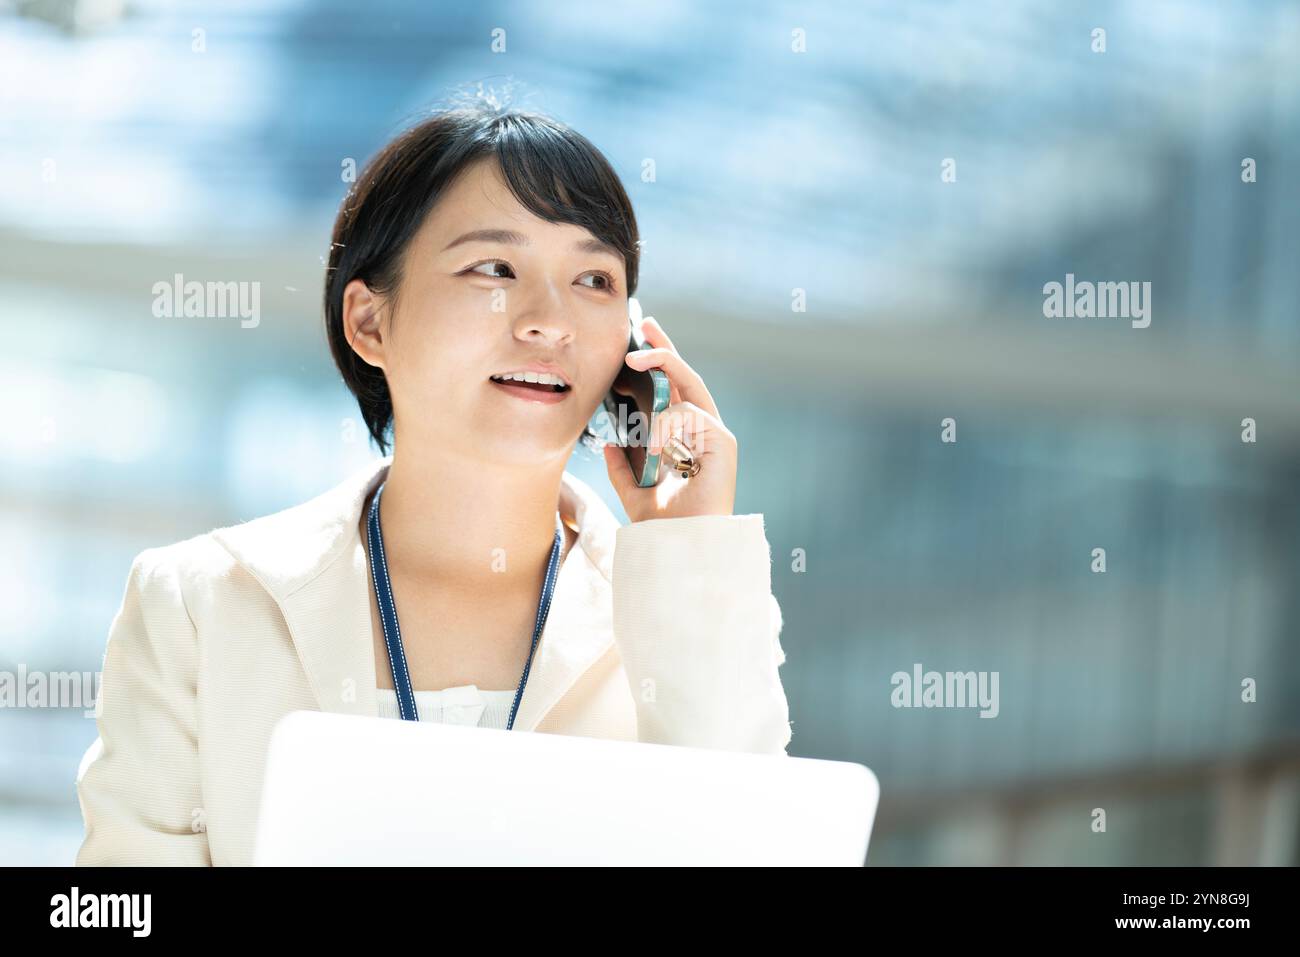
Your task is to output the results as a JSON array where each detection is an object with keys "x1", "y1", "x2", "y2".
[{"x1": 600, "y1": 297, "x2": 671, "y2": 487}]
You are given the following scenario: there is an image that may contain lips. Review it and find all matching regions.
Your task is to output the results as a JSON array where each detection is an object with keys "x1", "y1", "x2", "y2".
[
  {"x1": 488, "y1": 378, "x2": 572, "y2": 405},
  {"x1": 488, "y1": 375, "x2": 570, "y2": 392}
]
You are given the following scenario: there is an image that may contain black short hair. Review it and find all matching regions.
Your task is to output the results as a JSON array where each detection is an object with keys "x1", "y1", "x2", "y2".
[{"x1": 324, "y1": 99, "x2": 641, "y2": 455}]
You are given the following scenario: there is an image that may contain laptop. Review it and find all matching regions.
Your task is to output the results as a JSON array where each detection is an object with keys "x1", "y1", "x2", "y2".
[{"x1": 252, "y1": 710, "x2": 879, "y2": 866}]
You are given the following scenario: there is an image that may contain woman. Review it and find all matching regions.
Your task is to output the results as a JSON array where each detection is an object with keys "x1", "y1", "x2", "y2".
[{"x1": 74, "y1": 101, "x2": 792, "y2": 866}]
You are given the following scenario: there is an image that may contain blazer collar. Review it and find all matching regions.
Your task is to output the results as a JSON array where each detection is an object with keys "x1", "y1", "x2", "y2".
[{"x1": 209, "y1": 455, "x2": 621, "y2": 731}]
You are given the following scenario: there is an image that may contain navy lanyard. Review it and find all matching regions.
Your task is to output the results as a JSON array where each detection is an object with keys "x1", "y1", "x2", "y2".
[{"x1": 365, "y1": 480, "x2": 565, "y2": 729}]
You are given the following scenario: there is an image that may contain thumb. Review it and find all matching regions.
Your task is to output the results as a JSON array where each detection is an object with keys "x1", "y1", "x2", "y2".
[{"x1": 602, "y1": 442, "x2": 638, "y2": 500}]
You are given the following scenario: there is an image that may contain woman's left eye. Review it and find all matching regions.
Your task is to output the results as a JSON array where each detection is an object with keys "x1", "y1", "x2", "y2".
[{"x1": 577, "y1": 271, "x2": 617, "y2": 292}]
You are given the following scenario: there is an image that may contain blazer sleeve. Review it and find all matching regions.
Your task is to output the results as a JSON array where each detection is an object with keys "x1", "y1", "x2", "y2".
[
  {"x1": 74, "y1": 547, "x2": 212, "y2": 866},
  {"x1": 611, "y1": 513, "x2": 793, "y2": 754}
]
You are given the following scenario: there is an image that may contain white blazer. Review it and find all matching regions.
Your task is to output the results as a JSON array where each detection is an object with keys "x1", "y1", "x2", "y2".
[{"x1": 74, "y1": 455, "x2": 792, "y2": 865}]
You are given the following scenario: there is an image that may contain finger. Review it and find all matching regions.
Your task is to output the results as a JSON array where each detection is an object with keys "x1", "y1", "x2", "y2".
[
  {"x1": 638, "y1": 317, "x2": 682, "y2": 404},
  {"x1": 626, "y1": 345, "x2": 683, "y2": 405},
  {"x1": 602, "y1": 442, "x2": 640, "y2": 499},
  {"x1": 634, "y1": 315, "x2": 686, "y2": 403},
  {"x1": 650, "y1": 402, "x2": 729, "y2": 457},
  {"x1": 625, "y1": 347, "x2": 719, "y2": 419},
  {"x1": 639, "y1": 315, "x2": 679, "y2": 355}
]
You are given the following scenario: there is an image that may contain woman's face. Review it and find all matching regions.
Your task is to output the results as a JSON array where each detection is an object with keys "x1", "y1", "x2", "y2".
[{"x1": 359, "y1": 156, "x2": 631, "y2": 466}]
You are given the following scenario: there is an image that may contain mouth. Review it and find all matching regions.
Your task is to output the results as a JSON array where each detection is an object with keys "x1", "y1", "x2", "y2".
[{"x1": 488, "y1": 372, "x2": 572, "y2": 404}]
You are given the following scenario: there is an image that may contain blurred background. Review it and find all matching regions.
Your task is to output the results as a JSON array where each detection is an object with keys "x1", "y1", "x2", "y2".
[{"x1": 1, "y1": 0, "x2": 1298, "y2": 865}]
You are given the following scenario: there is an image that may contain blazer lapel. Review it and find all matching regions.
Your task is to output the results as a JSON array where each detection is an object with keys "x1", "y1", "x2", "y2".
[
  {"x1": 210, "y1": 457, "x2": 389, "y2": 719},
  {"x1": 278, "y1": 534, "x2": 380, "y2": 718},
  {"x1": 210, "y1": 457, "x2": 624, "y2": 732}
]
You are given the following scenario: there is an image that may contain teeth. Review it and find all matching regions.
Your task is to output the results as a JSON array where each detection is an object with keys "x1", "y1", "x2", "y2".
[{"x1": 491, "y1": 371, "x2": 568, "y2": 388}]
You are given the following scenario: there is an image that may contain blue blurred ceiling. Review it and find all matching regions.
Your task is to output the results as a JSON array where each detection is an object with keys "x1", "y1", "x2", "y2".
[{"x1": 2, "y1": 0, "x2": 1298, "y2": 334}]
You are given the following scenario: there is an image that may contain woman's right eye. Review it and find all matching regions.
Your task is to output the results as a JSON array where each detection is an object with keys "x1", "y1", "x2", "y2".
[{"x1": 468, "y1": 260, "x2": 515, "y2": 279}]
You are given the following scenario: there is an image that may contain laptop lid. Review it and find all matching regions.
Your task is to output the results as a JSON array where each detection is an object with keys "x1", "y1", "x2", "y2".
[{"x1": 253, "y1": 710, "x2": 878, "y2": 866}]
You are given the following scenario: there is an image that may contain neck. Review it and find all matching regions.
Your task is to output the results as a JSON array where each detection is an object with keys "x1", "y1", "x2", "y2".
[{"x1": 373, "y1": 444, "x2": 570, "y2": 589}]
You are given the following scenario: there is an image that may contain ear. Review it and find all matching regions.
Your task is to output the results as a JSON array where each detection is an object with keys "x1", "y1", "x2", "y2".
[{"x1": 342, "y1": 278, "x2": 388, "y2": 369}]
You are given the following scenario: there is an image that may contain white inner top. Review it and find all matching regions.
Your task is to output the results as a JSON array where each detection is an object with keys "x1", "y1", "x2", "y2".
[{"x1": 375, "y1": 684, "x2": 517, "y2": 729}]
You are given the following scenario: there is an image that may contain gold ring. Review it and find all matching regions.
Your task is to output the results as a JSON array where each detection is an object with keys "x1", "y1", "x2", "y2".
[{"x1": 662, "y1": 434, "x2": 701, "y2": 478}]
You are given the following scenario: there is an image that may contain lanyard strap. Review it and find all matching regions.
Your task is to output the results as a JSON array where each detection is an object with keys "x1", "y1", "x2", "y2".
[{"x1": 365, "y1": 480, "x2": 564, "y2": 729}]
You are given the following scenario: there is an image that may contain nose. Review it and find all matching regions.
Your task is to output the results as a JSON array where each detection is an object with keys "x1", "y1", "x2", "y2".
[{"x1": 510, "y1": 281, "x2": 576, "y2": 346}]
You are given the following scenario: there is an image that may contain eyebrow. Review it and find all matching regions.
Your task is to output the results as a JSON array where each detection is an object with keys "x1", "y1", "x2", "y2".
[{"x1": 441, "y1": 227, "x2": 621, "y2": 261}]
